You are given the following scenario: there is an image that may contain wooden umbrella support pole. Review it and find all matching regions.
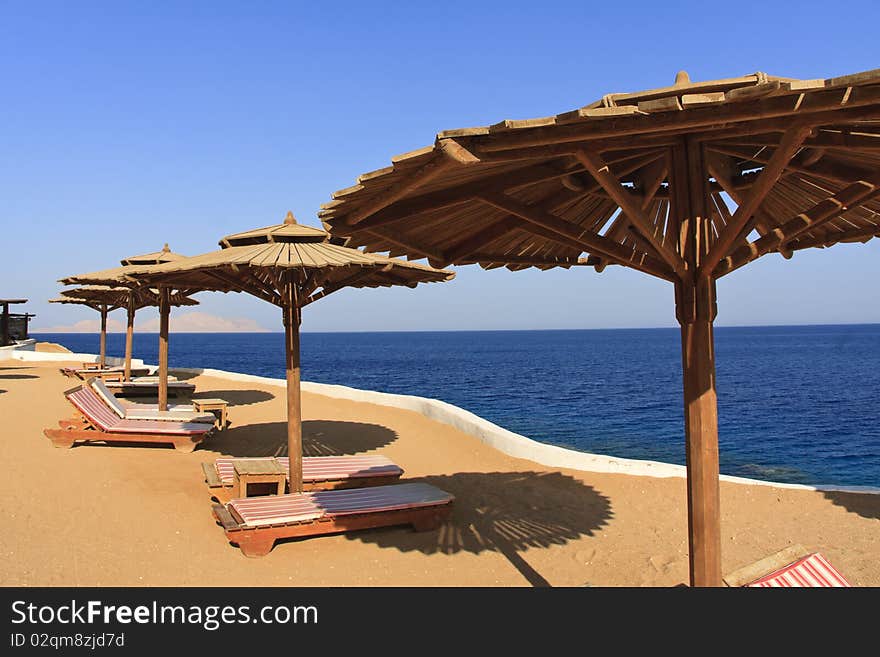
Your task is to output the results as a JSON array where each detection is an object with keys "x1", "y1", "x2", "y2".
[
  {"x1": 674, "y1": 137, "x2": 722, "y2": 586},
  {"x1": 676, "y1": 275, "x2": 721, "y2": 586},
  {"x1": 282, "y1": 276, "x2": 304, "y2": 492},
  {"x1": 124, "y1": 292, "x2": 135, "y2": 381},
  {"x1": 158, "y1": 286, "x2": 170, "y2": 412},
  {"x1": 99, "y1": 304, "x2": 108, "y2": 369}
]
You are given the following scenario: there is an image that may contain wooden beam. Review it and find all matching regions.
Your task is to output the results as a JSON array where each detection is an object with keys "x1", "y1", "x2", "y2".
[
  {"x1": 157, "y1": 286, "x2": 170, "y2": 412},
  {"x1": 461, "y1": 254, "x2": 597, "y2": 267},
  {"x1": 788, "y1": 225, "x2": 880, "y2": 250},
  {"x1": 575, "y1": 149, "x2": 686, "y2": 277},
  {"x1": 302, "y1": 267, "x2": 383, "y2": 307},
  {"x1": 344, "y1": 152, "x2": 458, "y2": 226},
  {"x1": 702, "y1": 125, "x2": 811, "y2": 274},
  {"x1": 282, "y1": 275, "x2": 303, "y2": 492},
  {"x1": 706, "y1": 143, "x2": 877, "y2": 187},
  {"x1": 673, "y1": 138, "x2": 722, "y2": 587},
  {"x1": 438, "y1": 217, "x2": 523, "y2": 266},
  {"x1": 705, "y1": 152, "x2": 774, "y2": 236},
  {"x1": 472, "y1": 85, "x2": 880, "y2": 153},
  {"x1": 477, "y1": 192, "x2": 675, "y2": 281},
  {"x1": 334, "y1": 150, "x2": 662, "y2": 232},
  {"x1": 715, "y1": 177, "x2": 880, "y2": 276}
]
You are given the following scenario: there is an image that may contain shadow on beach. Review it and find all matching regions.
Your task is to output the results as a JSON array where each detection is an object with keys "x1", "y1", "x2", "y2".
[
  {"x1": 191, "y1": 389, "x2": 275, "y2": 406},
  {"x1": 822, "y1": 490, "x2": 880, "y2": 520},
  {"x1": 205, "y1": 419, "x2": 398, "y2": 458},
  {"x1": 343, "y1": 471, "x2": 613, "y2": 587},
  {"x1": 0, "y1": 389, "x2": 6, "y2": 395},
  {"x1": 0, "y1": 373, "x2": 39, "y2": 380}
]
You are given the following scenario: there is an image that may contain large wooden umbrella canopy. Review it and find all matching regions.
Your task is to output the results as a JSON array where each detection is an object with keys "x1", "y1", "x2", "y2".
[
  {"x1": 320, "y1": 68, "x2": 880, "y2": 586},
  {"x1": 126, "y1": 212, "x2": 454, "y2": 490},
  {"x1": 50, "y1": 285, "x2": 198, "y2": 368},
  {"x1": 60, "y1": 245, "x2": 196, "y2": 408}
]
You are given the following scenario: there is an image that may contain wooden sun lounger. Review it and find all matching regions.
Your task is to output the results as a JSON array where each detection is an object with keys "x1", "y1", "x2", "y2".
[
  {"x1": 723, "y1": 545, "x2": 851, "y2": 587},
  {"x1": 202, "y1": 455, "x2": 404, "y2": 499},
  {"x1": 43, "y1": 385, "x2": 214, "y2": 452},
  {"x1": 60, "y1": 366, "x2": 151, "y2": 380},
  {"x1": 103, "y1": 378, "x2": 195, "y2": 397},
  {"x1": 212, "y1": 482, "x2": 454, "y2": 557},
  {"x1": 89, "y1": 378, "x2": 216, "y2": 424}
]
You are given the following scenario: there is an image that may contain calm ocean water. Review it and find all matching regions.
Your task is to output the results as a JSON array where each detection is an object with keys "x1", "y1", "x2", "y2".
[{"x1": 34, "y1": 325, "x2": 880, "y2": 488}]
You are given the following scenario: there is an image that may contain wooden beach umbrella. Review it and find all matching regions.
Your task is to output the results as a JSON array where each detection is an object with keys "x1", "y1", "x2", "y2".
[
  {"x1": 320, "y1": 68, "x2": 880, "y2": 586},
  {"x1": 125, "y1": 212, "x2": 453, "y2": 491},
  {"x1": 60, "y1": 245, "x2": 197, "y2": 409},
  {"x1": 50, "y1": 285, "x2": 198, "y2": 368}
]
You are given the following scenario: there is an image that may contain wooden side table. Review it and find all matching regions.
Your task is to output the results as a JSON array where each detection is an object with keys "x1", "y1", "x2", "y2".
[
  {"x1": 232, "y1": 459, "x2": 287, "y2": 498},
  {"x1": 192, "y1": 398, "x2": 229, "y2": 429}
]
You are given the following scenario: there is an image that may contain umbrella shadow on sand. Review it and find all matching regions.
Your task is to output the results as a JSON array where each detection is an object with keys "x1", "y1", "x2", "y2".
[
  {"x1": 204, "y1": 419, "x2": 398, "y2": 458},
  {"x1": 0, "y1": 373, "x2": 38, "y2": 380},
  {"x1": 345, "y1": 471, "x2": 613, "y2": 587},
  {"x1": 191, "y1": 389, "x2": 275, "y2": 407},
  {"x1": 822, "y1": 490, "x2": 880, "y2": 520}
]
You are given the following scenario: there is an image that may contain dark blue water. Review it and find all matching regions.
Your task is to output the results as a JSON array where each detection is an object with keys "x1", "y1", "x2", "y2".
[{"x1": 34, "y1": 325, "x2": 880, "y2": 488}]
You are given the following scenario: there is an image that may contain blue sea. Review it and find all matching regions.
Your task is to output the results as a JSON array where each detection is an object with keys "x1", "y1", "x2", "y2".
[{"x1": 33, "y1": 325, "x2": 880, "y2": 488}]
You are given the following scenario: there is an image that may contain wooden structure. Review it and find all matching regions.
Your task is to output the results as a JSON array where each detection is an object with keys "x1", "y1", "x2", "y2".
[
  {"x1": 203, "y1": 454, "x2": 404, "y2": 501},
  {"x1": 51, "y1": 285, "x2": 196, "y2": 369},
  {"x1": 212, "y1": 482, "x2": 454, "y2": 557},
  {"x1": 44, "y1": 385, "x2": 214, "y2": 452},
  {"x1": 319, "y1": 68, "x2": 880, "y2": 586},
  {"x1": 125, "y1": 212, "x2": 453, "y2": 492},
  {"x1": 60, "y1": 246, "x2": 198, "y2": 409},
  {"x1": 191, "y1": 398, "x2": 229, "y2": 428},
  {"x1": 230, "y1": 459, "x2": 288, "y2": 498},
  {"x1": 1, "y1": 299, "x2": 34, "y2": 346}
]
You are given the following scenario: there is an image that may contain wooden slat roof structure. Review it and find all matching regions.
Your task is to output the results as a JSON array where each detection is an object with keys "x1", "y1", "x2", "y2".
[
  {"x1": 61, "y1": 244, "x2": 193, "y2": 289},
  {"x1": 51, "y1": 285, "x2": 198, "y2": 311},
  {"x1": 321, "y1": 68, "x2": 880, "y2": 278},
  {"x1": 317, "y1": 67, "x2": 880, "y2": 587},
  {"x1": 124, "y1": 212, "x2": 454, "y2": 307}
]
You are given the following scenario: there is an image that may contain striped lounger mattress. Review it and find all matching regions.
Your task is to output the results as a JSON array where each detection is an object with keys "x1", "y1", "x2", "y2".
[
  {"x1": 227, "y1": 482, "x2": 454, "y2": 527},
  {"x1": 212, "y1": 455, "x2": 403, "y2": 487},
  {"x1": 747, "y1": 553, "x2": 851, "y2": 587}
]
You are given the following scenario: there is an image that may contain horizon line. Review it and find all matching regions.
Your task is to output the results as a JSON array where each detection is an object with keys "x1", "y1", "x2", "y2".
[{"x1": 30, "y1": 321, "x2": 880, "y2": 335}]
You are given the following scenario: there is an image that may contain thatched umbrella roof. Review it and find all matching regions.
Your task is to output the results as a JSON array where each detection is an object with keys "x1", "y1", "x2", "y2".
[
  {"x1": 60, "y1": 245, "x2": 195, "y2": 385},
  {"x1": 317, "y1": 68, "x2": 880, "y2": 586},
  {"x1": 55, "y1": 285, "x2": 198, "y2": 310},
  {"x1": 124, "y1": 212, "x2": 454, "y2": 305},
  {"x1": 126, "y1": 212, "x2": 454, "y2": 489},
  {"x1": 321, "y1": 69, "x2": 880, "y2": 277}
]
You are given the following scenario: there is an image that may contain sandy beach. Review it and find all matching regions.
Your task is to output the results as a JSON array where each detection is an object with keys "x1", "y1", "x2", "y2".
[{"x1": 1, "y1": 358, "x2": 878, "y2": 587}]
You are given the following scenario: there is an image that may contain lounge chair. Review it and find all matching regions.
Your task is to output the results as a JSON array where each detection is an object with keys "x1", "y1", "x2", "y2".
[
  {"x1": 102, "y1": 378, "x2": 196, "y2": 397},
  {"x1": 60, "y1": 365, "x2": 151, "y2": 380},
  {"x1": 212, "y1": 482, "x2": 454, "y2": 556},
  {"x1": 202, "y1": 455, "x2": 404, "y2": 499},
  {"x1": 86, "y1": 378, "x2": 215, "y2": 424},
  {"x1": 88, "y1": 378, "x2": 219, "y2": 425},
  {"x1": 43, "y1": 385, "x2": 215, "y2": 452},
  {"x1": 723, "y1": 544, "x2": 851, "y2": 587}
]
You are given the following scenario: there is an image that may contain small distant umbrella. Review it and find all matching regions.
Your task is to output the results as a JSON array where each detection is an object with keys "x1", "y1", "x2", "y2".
[
  {"x1": 60, "y1": 245, "x2": 196, "y2": 406},
  {"x1": 50, "y1": 285, "x2": 197, "y2": 368},
  {"x1": 125, "y1": 212, "x2": 454, "y2": 491}
]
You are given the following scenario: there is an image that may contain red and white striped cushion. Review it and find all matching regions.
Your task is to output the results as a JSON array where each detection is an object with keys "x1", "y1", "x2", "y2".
[
  {"x1": 748, "y1": 553, "x2": 851, "y2": 587},
  {"x1": 228, "y1": 482, "x2": 453, "y2": 527},
  {"x1": 66, "y1": 387, "x2": 211, "y2": 436},
  {"x1": 214, "y1": 455, "x2": 403, "y2": 485}
]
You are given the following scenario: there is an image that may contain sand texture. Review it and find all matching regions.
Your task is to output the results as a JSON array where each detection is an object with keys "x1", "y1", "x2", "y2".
[{"x1": 1, "y1": 361, "x2": 878, "y2": 586}]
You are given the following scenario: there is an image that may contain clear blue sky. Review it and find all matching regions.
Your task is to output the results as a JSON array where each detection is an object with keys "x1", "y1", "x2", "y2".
[{"x1": 2, "y1": 1, "x2": 879, "y2": 332}]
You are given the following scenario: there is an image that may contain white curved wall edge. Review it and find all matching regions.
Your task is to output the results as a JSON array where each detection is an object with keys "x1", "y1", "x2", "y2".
[
  {"x1": 8, "y1": 349, "x2": 146, "y2": 369},
  {"x1": 167, "y1": 364, "x2": 880, "y2": 497}
]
